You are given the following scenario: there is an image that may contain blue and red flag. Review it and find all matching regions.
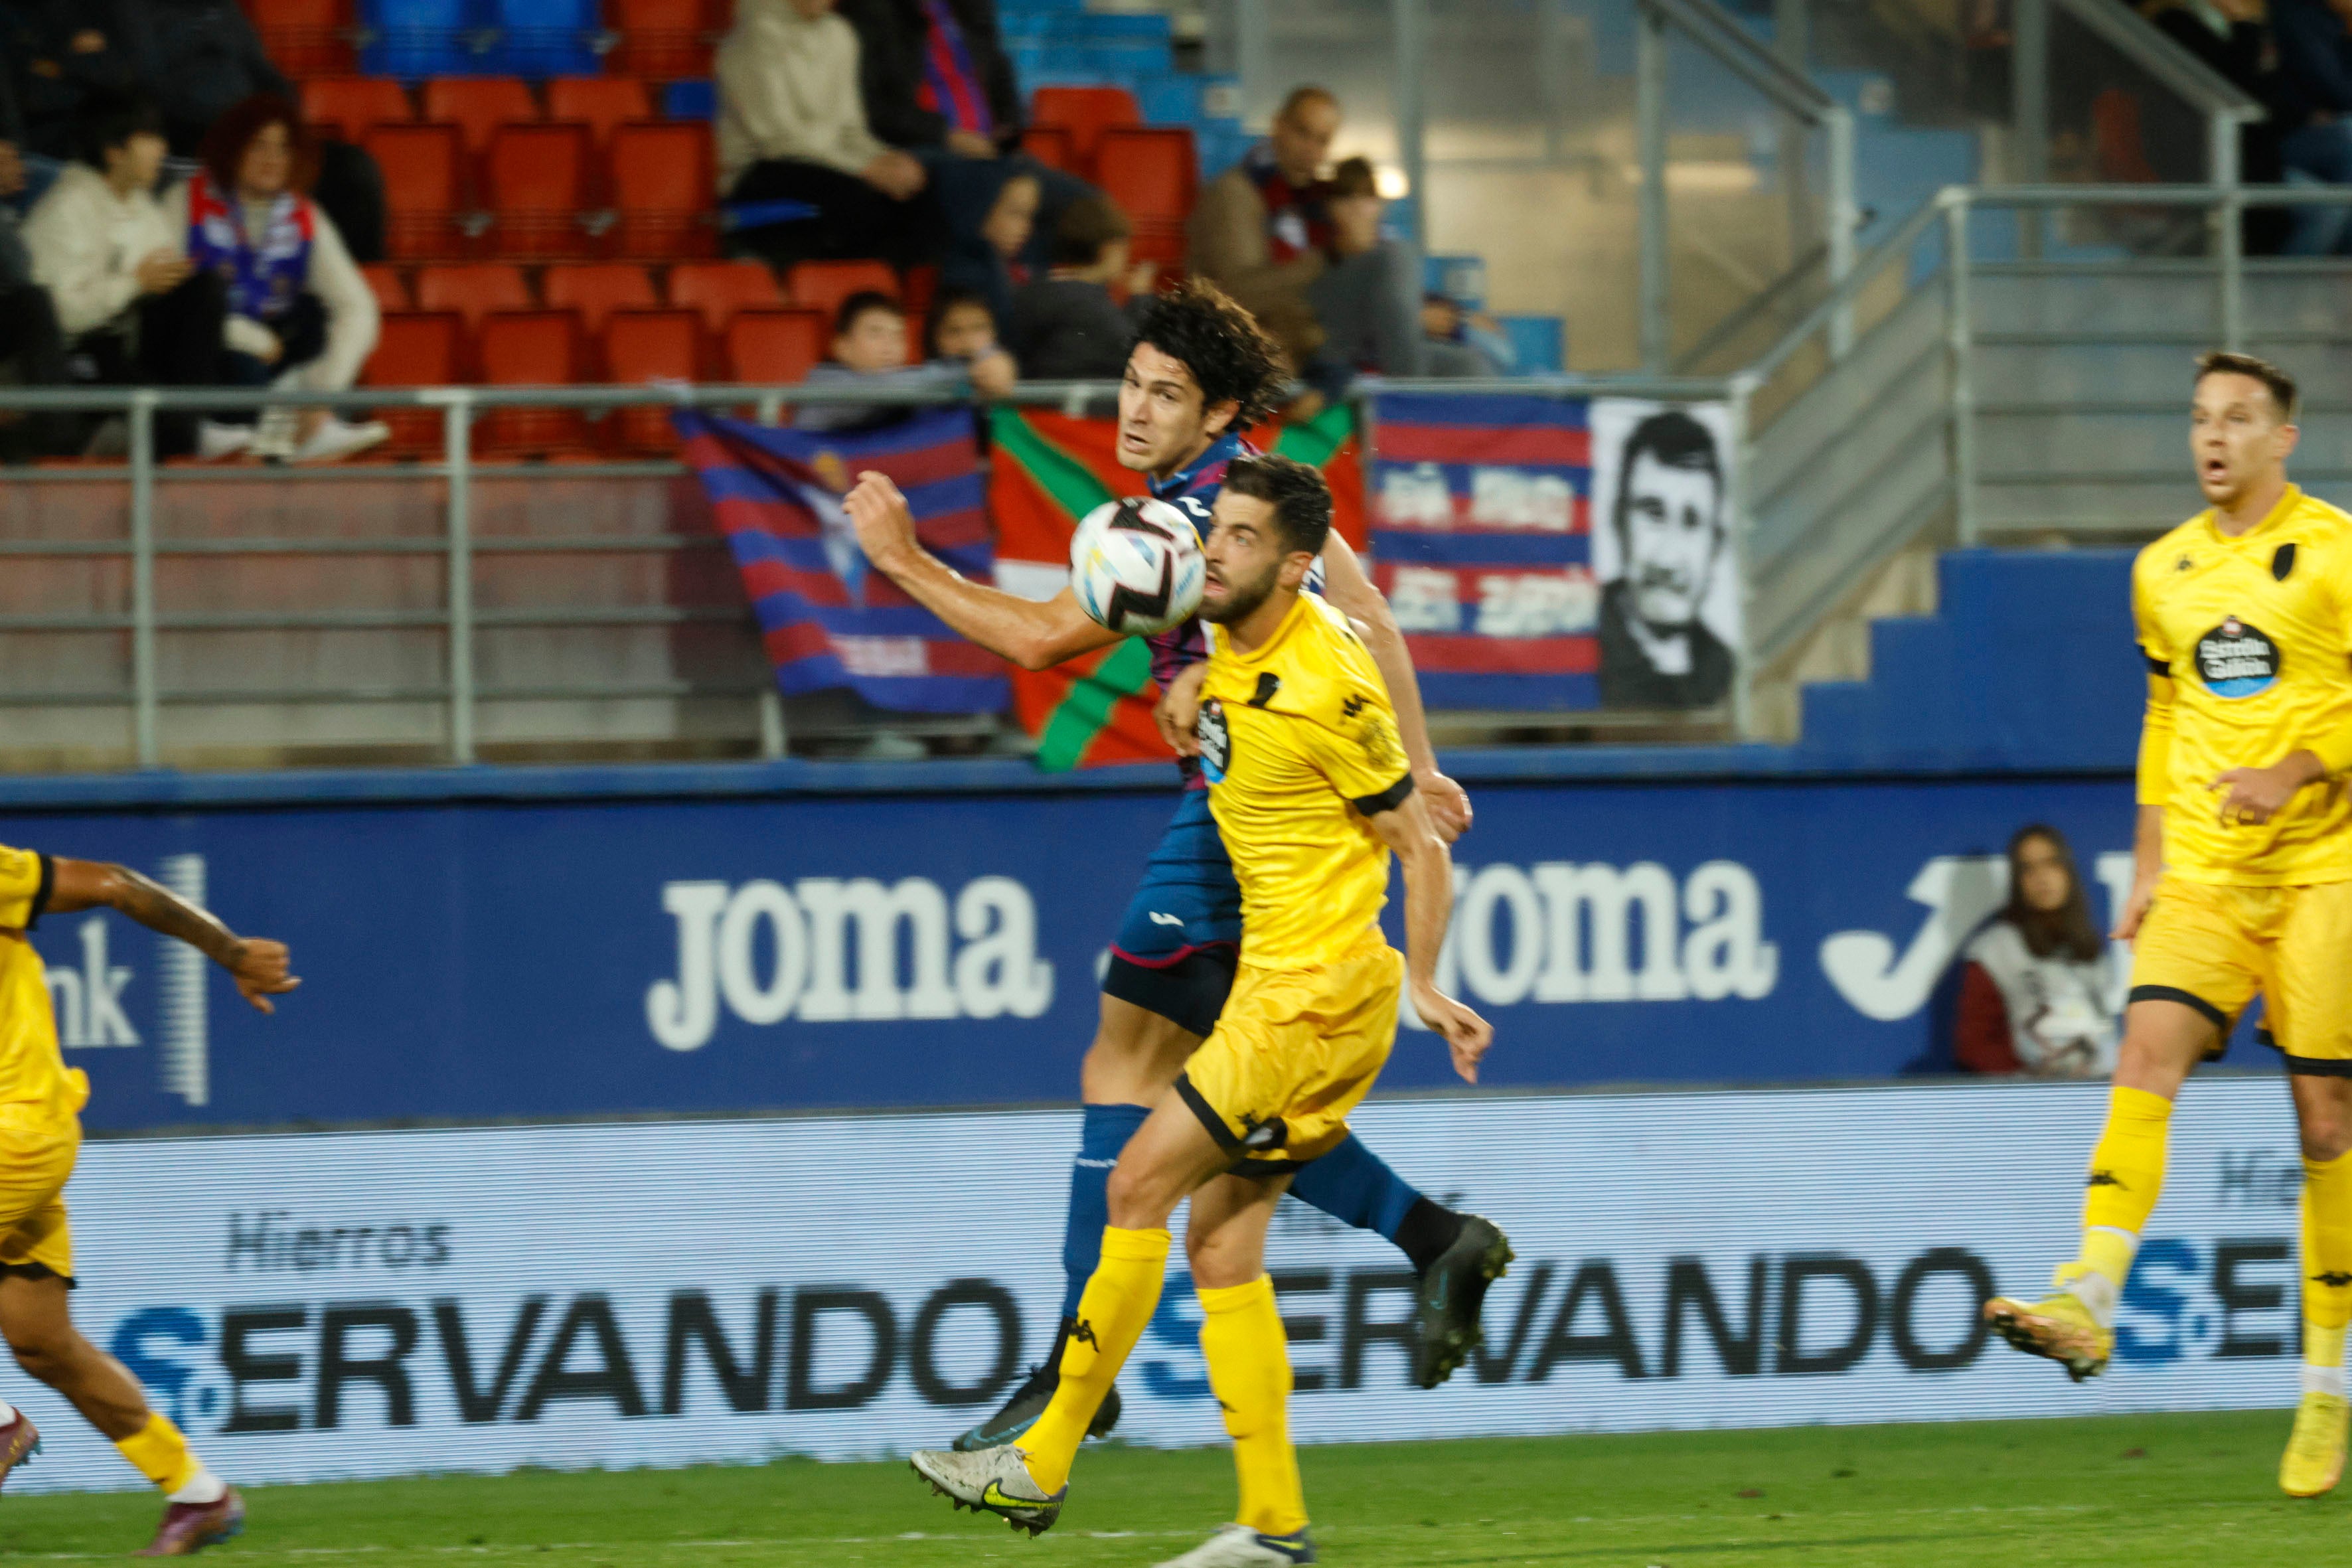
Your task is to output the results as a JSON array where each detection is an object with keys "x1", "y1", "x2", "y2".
[
  {"x1": 1368, "y1": 392, "x2": 1599, "y2": 710},
  {"x1": 676, "y1": 408, "x2": 1008, "y2": 714}
]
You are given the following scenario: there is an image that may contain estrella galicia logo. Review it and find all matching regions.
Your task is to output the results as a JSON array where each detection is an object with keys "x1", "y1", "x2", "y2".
[
  {"x1": 2195, "y1": 616, "x2": 2282, "y2": 698},
  {"x1": 1196, "y1": 698, "x2": 1231, "y2": 783}
]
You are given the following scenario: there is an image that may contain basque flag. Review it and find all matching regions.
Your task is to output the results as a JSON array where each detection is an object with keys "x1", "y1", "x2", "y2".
[
  {"x1": 676, "y1": 408, "x2": 1008, "y2": 714},
  {"x1": 1369, "y1": 392, "x2": 1599, "y2": 711}
]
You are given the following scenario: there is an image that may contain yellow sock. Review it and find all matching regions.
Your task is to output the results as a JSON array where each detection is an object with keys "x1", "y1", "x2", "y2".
[
  {"x1": 1022, "y1": 1225, "x2": 1168, "y2": 1493},
  {"x1": 2304, "y1": 1150, "x2": 2352, "y2": 1395},
  {"x1": 115, "y1": 1413, "x2": 202, "y2": 1494},
  {"x1": 1199, "y1": 1276, "x2": 1307, "y2": 1537},
  {"x1": 2058, "y1": 1085, "x2": 2172, "y2": 1325}
]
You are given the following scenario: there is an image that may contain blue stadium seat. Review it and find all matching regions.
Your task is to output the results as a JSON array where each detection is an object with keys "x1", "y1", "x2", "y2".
[
  {"x1": 488, "y1": 0, "x2": 602, "y2": 75},
  {"x1": 663, "y1": 78, "x2": 716, "y2": 121},
  {"x1": 1496, "y1": 316, "x2": 1565, "y2": 375},
  {"x1": 360, "y1": 0, "x2": 477, "y2": 78}
]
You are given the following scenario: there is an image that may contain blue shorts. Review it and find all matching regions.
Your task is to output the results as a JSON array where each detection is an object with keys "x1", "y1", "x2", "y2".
[{"x1": 1101, "y1": 789, "x2": 1242, "y2": 1037}]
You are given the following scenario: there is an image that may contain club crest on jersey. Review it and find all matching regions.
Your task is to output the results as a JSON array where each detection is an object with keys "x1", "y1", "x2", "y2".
[
  {"x1": 2195, "y1": 616, "x2": 2282, "y2": 698},
  {"x1": 1196, "y1": 698, "x2": 1231, "y2": 783}
]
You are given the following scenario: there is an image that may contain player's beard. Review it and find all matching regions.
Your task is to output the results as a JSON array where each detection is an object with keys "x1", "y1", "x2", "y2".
[{"x1": 1202, "y1": 560, "x2": 1282, "y2": 625}]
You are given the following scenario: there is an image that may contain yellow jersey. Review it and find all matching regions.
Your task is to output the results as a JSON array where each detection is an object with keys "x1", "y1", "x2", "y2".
[
  {"x1": 1198, "y1": 593, "x2": 1413, "y2": 968},
  {"x1": 2134, "y1": 485, "x2": 2352, "y2": 886},
  {"x1": 0, "y1": 846, "x2": 88, "y2": 1123}
]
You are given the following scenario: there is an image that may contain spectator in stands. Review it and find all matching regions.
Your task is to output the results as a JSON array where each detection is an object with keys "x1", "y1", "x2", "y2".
[
  {"x1": 939, "y1": 163, "x2": 1036, "y2": 325},
  {"x1": 114, "y1": 0, "x2": 386, "y2": 261},
  {"x1": 2270, "y1": 0, "x2": 2352, "y2": 252},
  {"x1": 922, "y1": 281, "x2": 1016, "y2": 440},
  {"x1": 1421, "y1": 292, "x2": 1513, "y2": 378},
  {"x1": 837, "y1": 0, "x2": 1090, "y2": 271},
  {"x1": 0, "y1": 1, "x2": 143, "y2": 165},
  {"x1": 1191, "y1": 92, "x2": 1452, "y2": 398},
  {"x1": 1953, "y1": 825, "x2": 2119, "y2": 1077},
  {"x1": 164, "y1": 95, "x2": 386, "y2": 463},
  {"x1": 2135, "y1": 0, "x2": 2296, "y2": 253},
  {"x1": 24, "y1": 91, "x2": 246, "y2": 459},
  {"x1": 716, "y1": 0, "x2": 935, "y2": 270},
  {"x1": 0, "y1": 62, "x2": 79, "y2": 459},
  {"x1": 1005, "y1": 193, "x2": 1152, "y2": 379},
  {"x1": 797, "y1": 289, "x2": 1010, "y2": 431}
]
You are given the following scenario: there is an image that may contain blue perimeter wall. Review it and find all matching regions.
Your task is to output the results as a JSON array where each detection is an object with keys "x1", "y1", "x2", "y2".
[{"x1": 1, "y1": 548, "x2": 2207, "y2": 1135}]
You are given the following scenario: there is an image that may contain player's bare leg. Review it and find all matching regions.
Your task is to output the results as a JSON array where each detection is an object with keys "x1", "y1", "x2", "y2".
[
  {"x1": 1985, "y1": 998, "x2": 2211, "y2": 1379},
  {"x1": 2281, "y1": 1071, "x2": 2352, "y2": 1496},
  {"x1": 0, "y1": 1275, "x2": 242, "y2": 1553}
]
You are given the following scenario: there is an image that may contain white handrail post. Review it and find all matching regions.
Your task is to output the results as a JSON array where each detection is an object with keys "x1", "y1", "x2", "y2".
[
  {"x1": 1727, "y1": 373, "x2": 1757, "y2": 740},
  {"x1": 1944, "y1": 194, "x2": 1978, "y2": 548},
  {"x1": 1391, "y1": 0, "x2": 1427, "y2": 244},
  {"x1": 1638, "y1": 2, "x2": 1670, "y2": 372},
  {"x1": 1826, "y1": 106, "x2": 1857, "y2": 359},
  {"x1": 2211, "y1": 113, "x2": 2244, "y2": 351},
  {"x1": 130, "y1": 390, "x2": 159, "y2": 769},
  {"x1": 443, "y1": 394, "x2": 476, "y2": 764},
  {"x1": 2013, "y1": 0, "x2": 2047, "y2": 260}
]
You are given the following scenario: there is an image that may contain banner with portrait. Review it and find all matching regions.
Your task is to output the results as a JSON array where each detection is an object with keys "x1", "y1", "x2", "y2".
[{"x1": 1367, "y1": 394, "x2": 1740, "y2": 714}]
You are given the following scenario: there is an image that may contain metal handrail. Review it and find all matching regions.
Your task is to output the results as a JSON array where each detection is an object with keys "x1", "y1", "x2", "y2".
[
  {"x1": 2043, "y1": 0, "x2": 2262, "y2": 123},
  {"x1": 1636, "y1": 0, "x2": 1858, "y2": 371}
]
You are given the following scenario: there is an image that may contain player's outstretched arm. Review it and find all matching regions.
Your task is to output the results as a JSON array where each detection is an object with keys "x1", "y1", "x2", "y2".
[
  {"x1": 1316, "y1": 532, "x2": 1471, "y2": 843},
  {"x1": 844, "y1": 470, "x2": 1122, "y2": 672},
  {"x1": 1366, "y1": 789, "x2": 1491, "y2": 1081},
  {"x1": 45, "y1": 858, "x2": 299, "y2": 1014}
]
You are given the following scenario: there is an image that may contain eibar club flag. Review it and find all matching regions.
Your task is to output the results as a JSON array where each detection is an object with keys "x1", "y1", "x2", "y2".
[
  {"x1": 1368, "y1": 390, "x2": 1601, "y2": 710},
  {"x1": 987, "y1": 403, "x2": 1369, "y2": 770},
  {"x1": 675, "y1": 408, "x2": 1008, "y2": 713}
]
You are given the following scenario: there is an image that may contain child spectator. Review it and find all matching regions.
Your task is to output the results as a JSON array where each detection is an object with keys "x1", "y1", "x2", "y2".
[
  {"x1": 923, "y1": 283, "x2": 1017, "y2": 396},
  {"x1": 939, "y1": 165, "x2": 1037, "y2": 327},
  {"x1": 715, "y1": 0, "x2": 933, "y2": 270},
  {"x1": 23, "y1": 90, "x2": 242, "y2": 459},
  {"x1": 1953, "y1": 824, "x2": 2120, "y2": 1077},
  {"x1": 1420, "y1": 291, "x2": 1514, "y2": 378},
  {"x1": 798, "y1": 289, "x2": 1004, "y2": 431},
  {"x1": 1005, "y1": 194, "x2": 1152, "y2": 379},
  {"x1": 164, "y1": 94, "x2": 384, "y2": 463}
]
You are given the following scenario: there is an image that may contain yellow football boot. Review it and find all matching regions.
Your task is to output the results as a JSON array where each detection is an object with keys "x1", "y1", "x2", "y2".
[
  {"x1": 2281, "y1": 1391, "x2": 2349, "y2": 1498},
  {"x1": 1982, "y1": 1289, "x2": 2112, "y2": 1382}
]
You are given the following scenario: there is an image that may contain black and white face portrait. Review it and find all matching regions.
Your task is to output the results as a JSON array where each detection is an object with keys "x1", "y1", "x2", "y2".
[{"x1": 1589, "y1": 399, "x2": 1741, "y2": 650}]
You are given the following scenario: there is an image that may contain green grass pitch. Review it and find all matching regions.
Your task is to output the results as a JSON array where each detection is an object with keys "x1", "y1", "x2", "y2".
[{"x1": 0, "y1": 1411, "x2": 2339, "y2": 1565}]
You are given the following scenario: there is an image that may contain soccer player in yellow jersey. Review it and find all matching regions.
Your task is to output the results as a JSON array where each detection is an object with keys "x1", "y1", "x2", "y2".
[
  {"x1": 0, "y1": 844, "x2": 296, "y2": 1551},
  {"x1": 1983, "y1": 352, "x2": 2352, "y2": 1498},
  {"x1": 909, "y1": 455, "x2": 1492, "y2": 1566}
]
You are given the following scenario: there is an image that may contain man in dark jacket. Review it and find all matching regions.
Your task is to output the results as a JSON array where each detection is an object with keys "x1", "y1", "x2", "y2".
[
  {"x1": 0, "y1": 58, "x2": 78, "y2": 459},
  {"x1": 0, "y1": 0, "x2": 143, "y2": 162}
]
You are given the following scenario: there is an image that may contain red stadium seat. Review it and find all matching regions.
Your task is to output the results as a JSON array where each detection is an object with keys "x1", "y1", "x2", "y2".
[
  {"x1": 303, "y1": 78, "x2": 413, "y2": 143},
  {"x1": 608, "y1": 121, "x2": 716, "y2": 259},
  {"x1": 542, "y1": 263, "x2": 659, "y2": 336},
  {"x1": 477, "y1": 309, "x2": 589, "y2": 455},
  {"x1": 252, "y1": 0, "x2": 355, "y2": 76},
  {"x1": 1020, "y1": 125, "x2": 1075, "y2": 173},
  {"x1": 902, "y1": 262, "x2": 939, "y2": 321},
  {"x1": 666, "y1": 260, "x2": 784, "y2": 337},
  {"x1": 1094, "y1": 127, "x2": 1197, "y2": 226},
  {"x1": 785, "y1": 259, "x2": 898, "y2": 323},
  {"x1": 1028, "y1": 86, "x2": 1140, "y2": 175},
  {"x1": 724, "y1": 309, "x2": 826, "y2": 384},
  {"x1": 545, "y1": 77, "x2": 654, "y2": 155},
  {"x1": 485, "y1": 121, "x2": 593, "y2": 259},
  {"x1": 359, "y1": 310, "x2": 465, "y2": 454},
  {"x1": 607, "y1": 0, "x2": 718, "y2": 80},
  {"x1": 415, "y1": 263, "x2": 534, "y2": 348},
  {"x1": 359, "y1": 263, "x2": 412, "y2": 313},
  {"x1": 601, "y1": 309, "x2": 700, "y2": 451},
  {"x1": 421, "y1": 76, "x2": 540, "y2": 160},
  {"x1": 364, "y1": 123, "x2": 465, "y2": 260}
]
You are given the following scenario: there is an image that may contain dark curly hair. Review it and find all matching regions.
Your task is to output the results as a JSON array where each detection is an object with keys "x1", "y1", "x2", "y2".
[{"x1": 1130, "y1": 278, "x2": 1287, "y2": 431}]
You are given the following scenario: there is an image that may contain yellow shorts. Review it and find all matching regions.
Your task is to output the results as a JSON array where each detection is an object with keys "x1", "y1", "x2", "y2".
[
  {"x1": 1174, "y1": 931, "x2": 1403, "y2": 1172},
  {"x1": 2130, "y1": 876, "x2": 2352, "y2": 1073}
]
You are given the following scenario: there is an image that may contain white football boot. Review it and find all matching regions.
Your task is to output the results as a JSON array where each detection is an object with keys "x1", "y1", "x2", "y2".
[
  {"x1": 1154, "y1": 1523, "x2": 1318, "y2": 1565},
  {"x1": 907, "y1": 1443, "x2": 1064, "y2": 1535}
]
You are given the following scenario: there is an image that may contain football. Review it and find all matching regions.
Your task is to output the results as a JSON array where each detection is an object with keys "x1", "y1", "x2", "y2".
[{"x1": 1069, "y1": 495, "x2": 1206, "y2": 636}]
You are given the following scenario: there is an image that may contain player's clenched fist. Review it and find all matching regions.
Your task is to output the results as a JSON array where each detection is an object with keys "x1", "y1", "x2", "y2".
[
  {"x1": 1413, "y1": 983, "x2": 1492, "y2": 1083},
  {"x1": 226, "y1": 939, "x2": 300, "y2": 1014},
  {"x1": 844, "y1": 470, "x2": 920, "y2": 574}
]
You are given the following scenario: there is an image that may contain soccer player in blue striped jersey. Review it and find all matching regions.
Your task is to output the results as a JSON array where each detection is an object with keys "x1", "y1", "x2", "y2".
[{"x1": 846, "y1": 279, "x2": 1511, "y2": 1449}]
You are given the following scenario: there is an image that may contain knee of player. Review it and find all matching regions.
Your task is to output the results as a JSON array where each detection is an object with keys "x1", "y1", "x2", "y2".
[
  {"x1": 2300, "y1": 1108, "x2": 2352, "y2": 1162},
  {"x1": 1183, "y1": 1225, "x2": 1255, "y2": 1289},
  {"x1": 4, "y1": 1323, "x2": 74, "y2": 1379},
  {"x1": 1105, "y1": 1161, "x2": 1176, "y2": 1230}
]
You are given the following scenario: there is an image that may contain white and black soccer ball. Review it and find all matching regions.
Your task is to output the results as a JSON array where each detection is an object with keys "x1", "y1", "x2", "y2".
[{"x1": 1069, "y1": 495, "x2": 1205, "y2": 636}]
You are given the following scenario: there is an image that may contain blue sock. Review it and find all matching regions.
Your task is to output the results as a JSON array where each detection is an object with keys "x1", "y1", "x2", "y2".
[
  {"x1": 1060, "y1": 1103, "x2": 1152, "y2": 1319},
  {"x1": 1289, "y1": 1130, "x2": 1425, "y2": 1243}
]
